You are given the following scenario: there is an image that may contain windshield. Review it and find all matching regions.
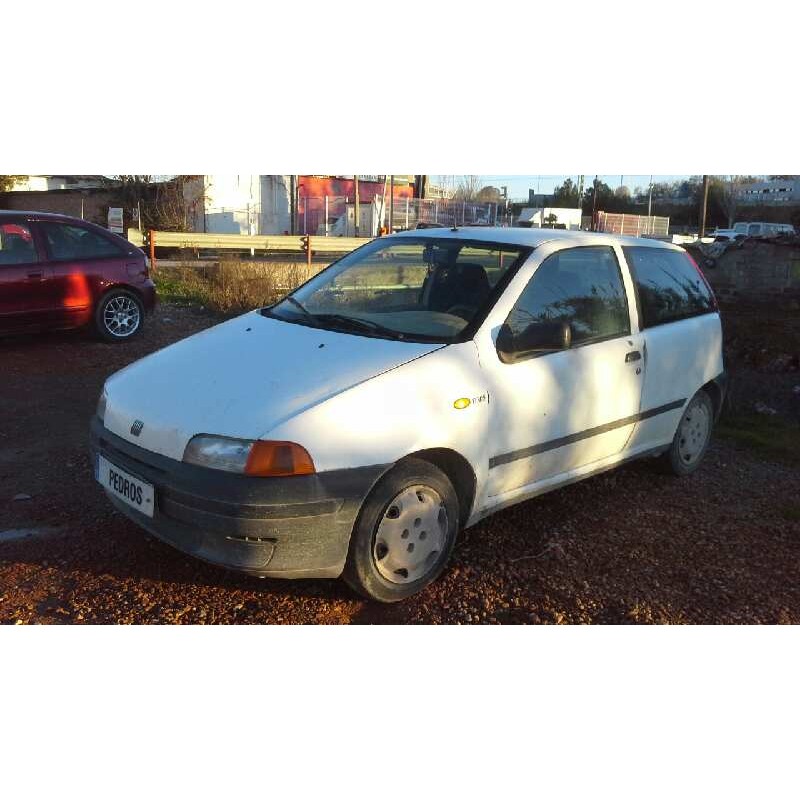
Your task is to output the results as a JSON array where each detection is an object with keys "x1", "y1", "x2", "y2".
[{"x1": 265, "y1": 236, "x2": 531, "y2": 342}]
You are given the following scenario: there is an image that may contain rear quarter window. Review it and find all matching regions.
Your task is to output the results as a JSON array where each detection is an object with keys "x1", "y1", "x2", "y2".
[
  {"x1": 623, "y1": 246, "x2": 715, "y2": 329},
  {"x1": 40, "y1": 222, "x2": 126, "y2": 261}
]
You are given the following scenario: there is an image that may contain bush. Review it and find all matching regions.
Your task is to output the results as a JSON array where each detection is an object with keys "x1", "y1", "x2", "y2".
[{"x1": 155, "y1": 257, "x2": 324, "y2": 314}]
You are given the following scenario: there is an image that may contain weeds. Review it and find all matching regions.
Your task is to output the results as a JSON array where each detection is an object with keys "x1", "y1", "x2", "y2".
[
  {"x1": 717, "y1": 414, "x2": 800, "y2": 465},
  {"x1": 154, "y1": 257, "x2": 325, "y2": 315}
]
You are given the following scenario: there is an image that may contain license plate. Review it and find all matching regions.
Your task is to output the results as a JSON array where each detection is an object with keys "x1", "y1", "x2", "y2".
[{"x1": 96, "y1": 455, "x2": 155, "y2": 518}]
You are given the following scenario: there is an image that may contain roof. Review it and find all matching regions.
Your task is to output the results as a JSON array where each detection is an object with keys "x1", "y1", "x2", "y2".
[
  {"x1": 392, "y1": 225, "x2": 681, "y2": 251},
  {"x1": 0, "y1": 210, "x2": 92, "y2": 223}
]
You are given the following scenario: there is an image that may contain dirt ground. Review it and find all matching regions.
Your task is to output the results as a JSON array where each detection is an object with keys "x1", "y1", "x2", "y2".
[{"x1": 1, "y1": 301, "x2": 799, "y2": 624}]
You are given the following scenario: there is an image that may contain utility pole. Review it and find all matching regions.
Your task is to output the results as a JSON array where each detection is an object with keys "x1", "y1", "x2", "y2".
[
  {"x1": 354, "y1": 175, "x2": 360, "y2": 237},
  {"x1": 290, "y1": 175, "x2": 297, "y2": 235},
  {"x1": 647, "y1": 174, "x2": 653, "y2": 218},
  {"x1": 591, "y1": 175, "x2": 599, "y2": 230},
  {"x1": 389, "y1": 175, "x2": 394, "y2": 233},
  {"x1": 700, "y1": 175, "x2": 710, "y2": 238}
]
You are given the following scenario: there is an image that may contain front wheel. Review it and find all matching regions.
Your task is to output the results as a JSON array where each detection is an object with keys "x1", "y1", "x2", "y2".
[
  {"x1": 343, "y1": 458, "x2": 460, "y2": 603},
  {"x1": 659, "y1": 389, "x2": 714, "y2": 476},
  {"x1": 94, "y1": 289, "x2": 144, "y2": 342}
]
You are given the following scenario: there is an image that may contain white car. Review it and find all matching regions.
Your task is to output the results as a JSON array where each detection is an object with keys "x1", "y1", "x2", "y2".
[
  {"x1": 710, "y1": 229, "x2": 746, "y2": 242},
  {"x1": 91, "y1": 228, "x2": 726, "y2": 602}
]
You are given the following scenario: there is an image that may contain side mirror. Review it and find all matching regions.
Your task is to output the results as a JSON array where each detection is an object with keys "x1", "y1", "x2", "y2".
[{"x1": 497, "y1": 320, "x2": 572, "y2": 363}]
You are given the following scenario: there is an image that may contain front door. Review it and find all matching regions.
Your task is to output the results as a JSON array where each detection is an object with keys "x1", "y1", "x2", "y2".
[
  {"x1": 36, "y1": 220, "x2": 127, "y2": 328},
  {"x1": 481, "y1": 244, "x2": 644, "y2": 499},
  {"x1": 0, "y1": 220, "x2": 52, "y2": 331}
]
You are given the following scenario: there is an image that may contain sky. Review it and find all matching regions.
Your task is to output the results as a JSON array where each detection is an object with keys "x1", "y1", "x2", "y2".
[{"x1": 433, "y1": 175, "x2": 691, "y2": 200}]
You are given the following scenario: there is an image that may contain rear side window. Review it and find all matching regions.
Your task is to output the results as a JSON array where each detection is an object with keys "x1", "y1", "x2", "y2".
[
  {"x1": 506, "y1": 245, "x2": 630, "y2": 345},
  {"x1": 623, "y1": 247, "x2": 715, "y2": 329},
  {"x1": 40, "y1": 222, "x2": 125, "y2": 261},
  {"x1": 0, "y1": 222, "x2": 38, "y2": 265}
]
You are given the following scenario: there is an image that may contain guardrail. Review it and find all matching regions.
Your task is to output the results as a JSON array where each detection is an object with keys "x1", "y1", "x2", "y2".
[{"x1": 127, "y1": 229, "x2": 373, "y2": 269}]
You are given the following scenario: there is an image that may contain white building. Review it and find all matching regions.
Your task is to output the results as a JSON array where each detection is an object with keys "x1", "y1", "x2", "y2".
[
  {"x1": 4, "y1": 175, "x2": 111, "y2": 192},
  {"x1": 184, "y1": 175, "x2": 293, "y2": 235},
  {"x1": 517, "y1": 207, "x2": 583, "y2": 230},
  {"x1": 737, "y1": 178, "x2": 800, "y2": 205}
]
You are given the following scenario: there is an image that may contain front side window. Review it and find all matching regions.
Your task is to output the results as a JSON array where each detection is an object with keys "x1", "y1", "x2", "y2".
[
  {"x1": 0, "y1": 222, "x2": 38, "y2": 265},
  {"x1": 623, "y1": 246, "x2": 715, "y2": 328},
  {"x1": 40, "y1": 222, "x2": 125, "y2": 261},
  {"x1": 267, "y1": 237, "x2": 530, "y2": 342},
  {"x1": 505, "y1": 245, "x2": 630, "y2": 346}
]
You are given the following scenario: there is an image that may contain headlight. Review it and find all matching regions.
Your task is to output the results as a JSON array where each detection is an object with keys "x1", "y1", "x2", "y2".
[
  {"x1": 182, "y1": 435, "x2": 315, "y2": 477},
  {"x1": 97, "y1": 389, "x2": 108, "y2": 422}
]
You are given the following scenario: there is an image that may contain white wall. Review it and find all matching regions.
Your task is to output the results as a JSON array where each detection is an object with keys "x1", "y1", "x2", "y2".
[
  {"x1": 201, "y1": 174, "x2": 261, "y2": 234},
  {"x1": 259, "y1": 175, "x2": 291, "y2": 234},
  {"x1": 184, "y1": 175, "x2": 292, "y2": 235},
  {"x1": 8, "y1": 176, "x2": 68, "y2": 191},
  {"x1": 520, "y1": 207, "x2": 583, "y2": 230}
]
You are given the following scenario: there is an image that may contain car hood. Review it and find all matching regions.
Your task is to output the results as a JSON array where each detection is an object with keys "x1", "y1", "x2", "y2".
[{"x1": 103, "y1": 311, "x2": 443, "y2": 461}]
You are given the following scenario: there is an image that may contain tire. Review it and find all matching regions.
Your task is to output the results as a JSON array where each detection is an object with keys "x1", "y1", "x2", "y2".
[
  {"x1": 343, "y1": 458, "x2": 460, "y2": 603},
  {"x1": 658, "y1": 389, "x2": 714, "y2": 476},
  {"x1": 94, "y1": 289, "x2": 144, "y2": 342}
]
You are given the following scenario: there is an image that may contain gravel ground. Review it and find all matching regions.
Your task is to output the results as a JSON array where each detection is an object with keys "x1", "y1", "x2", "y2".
[{"x1": 1, "y1": 303, "x2": 799, "y2": 624}]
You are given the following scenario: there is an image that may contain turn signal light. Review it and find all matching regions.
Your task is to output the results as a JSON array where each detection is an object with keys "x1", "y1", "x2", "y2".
[{"x1": 244, "y1": 441, "x2": 316, "y2": 477}]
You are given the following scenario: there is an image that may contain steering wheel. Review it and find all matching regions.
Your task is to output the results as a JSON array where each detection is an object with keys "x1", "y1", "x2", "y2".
[{"x1": 445, "y1": 304, "x2": 476, "y2": 321}]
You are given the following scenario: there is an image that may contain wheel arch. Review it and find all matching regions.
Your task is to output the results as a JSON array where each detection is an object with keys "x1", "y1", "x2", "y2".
[
  {"x1": 95, "y1": 282, "x2": 146, "y2": 308},
  {"x1": 700, "y1": 378, "x2": 724, "y2": 421},
  {"x1": 400, "y1": 447, "x2": 477, "y2": 528}
]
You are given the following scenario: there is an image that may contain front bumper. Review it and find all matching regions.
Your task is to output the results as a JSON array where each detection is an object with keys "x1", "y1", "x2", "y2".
[
  {"x1": 90, "y1": 416, "x2": 387, "y2": 578},
  {"x1": 138, "y1": 280, "x2": 157, "y2": 313}
]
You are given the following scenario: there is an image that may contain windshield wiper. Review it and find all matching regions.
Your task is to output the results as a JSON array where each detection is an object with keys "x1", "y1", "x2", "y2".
[
  {"x1": 314, "y1": 313, "x2": 404, "y2": 339},
  {"x1": 280, "y1": 296, "x2": 320, "y2": 326}
]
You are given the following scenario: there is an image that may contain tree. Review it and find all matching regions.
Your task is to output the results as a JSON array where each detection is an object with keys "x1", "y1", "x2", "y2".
[
  {"x1": 452, "y1": 175, "x2": 483, "y2": 202},
  {"x1": 475, "y1": 185, "x2": 502, "y2": 204},
  {"x1": 0, "y1": 175, "x2": 26, "y2": 192},
  {"x1": 582, "y1": 180, "x2": 614, "y2": 214},
  {"x1": 110, "y1": 175, "x2": 203, "y2": 231},
  {"x1": 553, "y1": 178, "x2": 581, "y2": 208},
  {"x1": 714, "y1": 175, "x2": 741, "y2": 228}
]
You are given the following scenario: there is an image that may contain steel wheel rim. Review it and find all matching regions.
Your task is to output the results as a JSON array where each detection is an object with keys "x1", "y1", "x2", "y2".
[
  {"x1": 677, "y1": 397, "x2": 710, "y2": 465},
  {"x1": 373, "y1": 484, "x2": 448, "y2": 584},
  {"x1": 103, "y1": 295, "x2": 140, "y2": 337}
]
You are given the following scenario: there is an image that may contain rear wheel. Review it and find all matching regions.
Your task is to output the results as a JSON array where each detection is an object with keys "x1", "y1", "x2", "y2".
[
  {"x1": 94, "y1": 289, "x2": 144, "y2": 342},
  {"x1": 343, "y1": 458, "x2": 459, "y2": 603},
  {"x1": 659, "y1": 389, "x2": 714, "y2": 476}
]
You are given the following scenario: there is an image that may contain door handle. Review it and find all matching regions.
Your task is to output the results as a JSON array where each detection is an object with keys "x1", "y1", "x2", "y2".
[
  {"x1": 27, "y1": 271, "x2": 44, "y2": 280},
  {"x1": 625, "y1": 350, "x2": 642, "y2": 363}
]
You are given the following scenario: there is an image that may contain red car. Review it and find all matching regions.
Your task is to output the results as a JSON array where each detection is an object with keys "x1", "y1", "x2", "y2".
[{"x1": 0, "y1": 211, "x2": 156, "y2": 341}]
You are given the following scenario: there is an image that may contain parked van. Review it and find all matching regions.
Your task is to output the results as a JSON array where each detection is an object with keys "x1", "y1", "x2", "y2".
[
  {"x1": 91, "y1": 229, "x2": 726, "y2": 601},
  {"x1": 732, "y1": 221, "x2": 795, "y2": 238}
]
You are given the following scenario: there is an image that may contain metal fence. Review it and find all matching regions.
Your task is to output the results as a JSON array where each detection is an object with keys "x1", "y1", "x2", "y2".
[
  {"x1": 299, "y1": 195, "x2": 501, "y2": 236},
  {"x1": 596, "y1": 212, "x2": 670, "y2": 237}
]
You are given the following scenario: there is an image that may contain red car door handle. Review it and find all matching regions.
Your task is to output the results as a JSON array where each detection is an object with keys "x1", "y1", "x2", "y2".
[{"x1": 27, "y1": 271, "x2": 44, "y2": 280}]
